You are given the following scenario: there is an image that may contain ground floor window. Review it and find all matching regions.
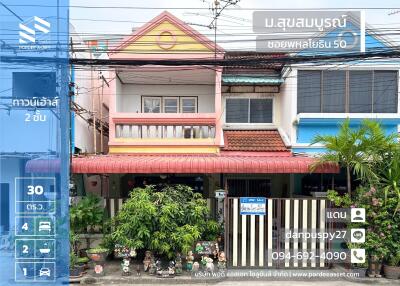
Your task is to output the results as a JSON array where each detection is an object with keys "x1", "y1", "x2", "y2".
[{"x1": 227, "y1": 178, "x2": 271, "y2": 197}]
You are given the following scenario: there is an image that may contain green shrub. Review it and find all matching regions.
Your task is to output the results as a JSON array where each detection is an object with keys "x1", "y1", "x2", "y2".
[
  {"x1": 70, "y1": 193, "x2": 105, "y2": 233},
  {"x1": 107, "y1": 184, "x2": 221, "y2": 259}
]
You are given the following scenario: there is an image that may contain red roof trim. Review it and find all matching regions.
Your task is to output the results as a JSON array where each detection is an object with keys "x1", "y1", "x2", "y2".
[
  {"x1": 68, "y1": 154, "x2": 337, "y2": 174},
  {"x1": 21, "y1": 154, "x2": 338, "y2": 174}
]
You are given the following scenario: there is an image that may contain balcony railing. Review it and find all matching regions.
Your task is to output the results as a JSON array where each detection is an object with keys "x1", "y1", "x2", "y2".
[{"x1": 115, "y1": 124, "x2": 216, "y2": 139}]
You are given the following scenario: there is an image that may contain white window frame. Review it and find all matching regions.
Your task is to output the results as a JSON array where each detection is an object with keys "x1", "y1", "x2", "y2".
[
  {"x1": 223, "y1": 94, "x2": 275, "y2": 125},
  {"x1": 180, "y1": 97, "x2": 197, "y2": 113},
  {"x1": 142, "y1": 96, "x2": 162, "y2": 113},
  {"x1": 163, "y1": 97, "x2": 179, "y2": 113}
]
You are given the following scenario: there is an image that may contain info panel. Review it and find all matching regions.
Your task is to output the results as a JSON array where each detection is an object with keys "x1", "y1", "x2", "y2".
[{"x1": 0, "y1": 1, "x2": 69, "y2": 285}]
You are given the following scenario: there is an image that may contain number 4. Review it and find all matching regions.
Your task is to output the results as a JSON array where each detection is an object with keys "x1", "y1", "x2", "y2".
[{"x1": 21, "y1": 223, "x2": 28, "y2": 231}]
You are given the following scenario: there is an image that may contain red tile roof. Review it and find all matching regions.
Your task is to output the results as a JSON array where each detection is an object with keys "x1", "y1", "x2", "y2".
[{"x1": 223, "y1": 130, "x2": 288, "y2": 152}]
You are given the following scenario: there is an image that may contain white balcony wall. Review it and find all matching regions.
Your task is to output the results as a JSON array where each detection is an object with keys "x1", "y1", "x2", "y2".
[{"x1": 116, "y1": 84, "x2": 215, "y2": 113}]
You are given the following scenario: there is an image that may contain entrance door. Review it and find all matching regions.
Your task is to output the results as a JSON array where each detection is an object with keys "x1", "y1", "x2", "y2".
[{"x1": 227, "y1": 179, "x2": 271, "y2": 197}]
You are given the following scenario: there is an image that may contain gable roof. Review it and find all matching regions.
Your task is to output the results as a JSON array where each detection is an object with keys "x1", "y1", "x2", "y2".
[{"x1": 110, "y1": 11, "x2": 224, "y2": 54}]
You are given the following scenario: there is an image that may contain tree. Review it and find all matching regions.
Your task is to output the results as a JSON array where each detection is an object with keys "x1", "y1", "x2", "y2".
[
  {"x1": 311, "y1": 119, "x2": 396, "y2": 195},
  {"x1": 107, "y1": 184, "x2": 220, "y2": 259}
]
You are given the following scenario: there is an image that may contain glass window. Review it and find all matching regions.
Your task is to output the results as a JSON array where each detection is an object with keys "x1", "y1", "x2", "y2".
[
  {"x1": 374, "y1": 71, "x2": 398, "y2": 113},
  {"x1": 164, "y1": 97, "x2": 178, "y2": 113},
  {"x1": 250, "y1": 99, "x2": 273, "y2": 123},
  {"x1": 226, "y1": 98, "x2": 249, "y2": 123},
  {"x1": 297, "y1": 70, "x2": 321, "y2": 113},
  {"x1": 181, "y1": 97, "x2": 196, "y2": 113},
  {"x1": 226, "y1": 98, "x2": 273, "y2": 123},
  {"x1": 322, "y1": 71, "x2": 346, "y2": 113},
  {"x1": 349, "y1": 71, "x2": 373, "y2": 113},
  {"x1": 297, "y1": 70, "x2": 398, "y2": 114},
  {"x1": 143, "y1": 97, "x2": 161, "y2": 113}
]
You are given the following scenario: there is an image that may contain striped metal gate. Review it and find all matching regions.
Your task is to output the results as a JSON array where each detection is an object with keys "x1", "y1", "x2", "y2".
[{"x1": 225, "y1": 198, "x2": 331, "y2": 268}]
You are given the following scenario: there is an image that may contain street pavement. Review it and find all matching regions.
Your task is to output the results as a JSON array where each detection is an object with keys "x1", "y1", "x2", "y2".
[{"x1": 87, "y1": 281, "x2": 400, "y2": 286}]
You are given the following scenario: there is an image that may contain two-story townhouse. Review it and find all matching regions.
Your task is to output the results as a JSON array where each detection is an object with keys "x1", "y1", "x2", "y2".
[{"x1": 63, "y1": 11, "x2": 338, "y2": 269}]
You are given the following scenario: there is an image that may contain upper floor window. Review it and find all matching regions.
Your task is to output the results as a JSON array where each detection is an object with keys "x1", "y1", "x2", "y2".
[
  {"x1": 226, "y1": 98, "x2": 273, "y2": 123},
  {"x1": 297, "y1": 70, "x2": 398, "y2": 113},
  {"x1": 142, "y1": 96, "x2": 197, "y2": 113}
]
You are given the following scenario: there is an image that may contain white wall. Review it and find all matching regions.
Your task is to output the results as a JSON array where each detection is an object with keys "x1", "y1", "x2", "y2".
[
  {"x1": 116, "y1": 84, "x2": 215, "y2": 113},
  {"x1": 278, "y1": 68, "x2": 297, "y2": 145}
]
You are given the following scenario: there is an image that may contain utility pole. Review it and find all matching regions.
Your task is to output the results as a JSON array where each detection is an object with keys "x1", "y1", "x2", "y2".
[{"x1": 208, "y1": 0, "x2": 241, "y2": 59}]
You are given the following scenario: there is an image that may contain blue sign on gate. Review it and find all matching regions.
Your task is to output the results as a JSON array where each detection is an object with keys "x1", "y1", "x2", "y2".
[{"x1": 240, "y1": 197, "x2": 266, "y2": 215}]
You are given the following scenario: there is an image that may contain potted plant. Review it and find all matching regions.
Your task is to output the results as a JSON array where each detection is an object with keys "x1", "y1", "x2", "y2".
[
  {"x1": 69, "y1": 252, "x2": 82, "y2": 278},
  {"x1": 86, "y1": 247, "x2": 109, "y2": 263},
  {"x1": 383, "y1": 253, "x2": 400, "y2": 279},
  {"x1": 77, "y1": 257, "x2": 90, "y2": 272}
]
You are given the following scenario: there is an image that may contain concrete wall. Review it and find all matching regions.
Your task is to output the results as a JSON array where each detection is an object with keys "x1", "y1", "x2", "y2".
[{"x1": 116, "y1": 84, "x2": 215, "y2": 113}]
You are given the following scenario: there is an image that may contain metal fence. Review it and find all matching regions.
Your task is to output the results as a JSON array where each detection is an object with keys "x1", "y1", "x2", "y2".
[{"x1": 225, "y1": 198, "x2": 331, "y2": 268}]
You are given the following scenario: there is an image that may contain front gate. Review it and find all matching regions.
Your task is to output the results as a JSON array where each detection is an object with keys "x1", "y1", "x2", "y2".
[{"x1": 225, "y1": 198, "x2": 331, "y2": 268}]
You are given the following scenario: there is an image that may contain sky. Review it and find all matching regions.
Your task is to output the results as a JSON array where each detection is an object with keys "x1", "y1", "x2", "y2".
[{"x1": 70, "y1": 0, "x2": 400, "y2": 51}]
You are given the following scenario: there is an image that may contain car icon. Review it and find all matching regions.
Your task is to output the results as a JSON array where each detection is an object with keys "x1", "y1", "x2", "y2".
[
  {"x1": 38, "y1": 221, "x2": 52, "y2": 232},
  {"x1": 39, "y1": 267, "x2": 51, "y2": 277}
]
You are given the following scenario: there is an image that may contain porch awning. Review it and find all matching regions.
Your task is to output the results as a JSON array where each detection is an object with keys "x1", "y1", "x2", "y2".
[
  {"x1": 67, "y1": 153, "x2": 337, "y2": 174},
  {"x1": 222, "y1": 75, "x2": 284, "y2": 85}
]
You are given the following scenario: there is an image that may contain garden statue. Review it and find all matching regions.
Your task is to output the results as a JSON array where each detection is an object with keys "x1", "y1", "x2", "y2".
[
  {"x1": 192, "y1": 261, "x2": 200, "y2": 272},
  {"x1": 135, "y1": 265, "x2": 141, "y2": 276},
  {"x1": 218, "y1": 251, "x2": 226, "y2": 270},
  {"x1": 155, "y1": 259, "x2": 163, "y2": 277},
  {"x1": 186, "y1": 250, "x2": 194, "y2": 271},
  {"x1": 143, "y1": 251, "x2": 152, "y2": 272},
  {"x1": 168, "y1": 261, "x2": 175, "y2": 277},
  {"x1": 205, "y1": 257, "x2": 214, "y2": 272},
  {"x1": 130, "y1": 249, "x2": 137, "y2": 258},
  {"x1": 121, "y1": 258, "x2": 131, "y2": 276},
  {"x1": 368, "y1": 255, "x2": 383, "y2": 278},
  {"x1": 149, "y1": 258, "x2": 157, "y2": 275},
  {"x1": 200, "y1": 255, "x2": 208, "y2": 269},
  {"x1": 175, "y1": 253, "x2": 183, "y2": 275},
  {"x1": 195, "y1": 242, "x2": 204, "y2": 253},
  {"x1": 212, "y1": 248, "x2": 219, "y2": 260}
]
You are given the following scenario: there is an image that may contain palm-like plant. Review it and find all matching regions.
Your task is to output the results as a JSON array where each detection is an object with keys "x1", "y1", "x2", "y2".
[
  {"x1": 378, "y1": 146, "x2": 400, "y2": 215},
  {"x1": 311, "y1": 119, "x2": 395, "y2": 195}
]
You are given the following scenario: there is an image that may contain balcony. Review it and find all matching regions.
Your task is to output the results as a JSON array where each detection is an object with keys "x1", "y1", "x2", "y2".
[
  {"x1": 109, "y1": 113, "x2": 221, "y2": 153},
  {"x1": 116, "y1": 124, "x2": 215, "y2": 139}
]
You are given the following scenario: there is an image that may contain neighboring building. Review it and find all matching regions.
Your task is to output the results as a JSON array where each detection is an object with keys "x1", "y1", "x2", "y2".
[{"x1": 279, "y1": 29, "x2": 400, "y2": 195}]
